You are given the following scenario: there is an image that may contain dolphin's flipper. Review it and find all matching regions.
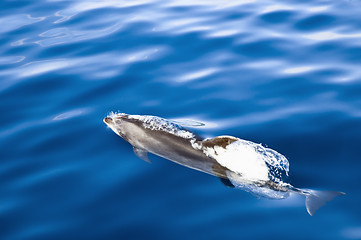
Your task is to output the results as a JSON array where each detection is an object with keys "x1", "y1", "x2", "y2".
[
  {"x1": 219, "y1": 177, "x2": 235, "y2": 188},
  {"x1": 133, "y1": 147, "x2": 151, "y2": 163},
  {"x1": 304, "y1": 190, "x2": 345, "y2": 216}
]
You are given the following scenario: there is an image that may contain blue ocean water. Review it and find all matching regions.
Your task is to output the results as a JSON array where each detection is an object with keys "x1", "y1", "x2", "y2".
[{"x1": 1, "y1": 0, "x2": 361, "y2": 239}]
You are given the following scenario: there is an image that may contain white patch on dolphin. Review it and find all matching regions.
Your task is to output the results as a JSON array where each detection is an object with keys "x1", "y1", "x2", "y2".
[
  {"x1": 194, "y1": 137, "x2": 273, "y2": 182},
  {"x1": 104, "y1": 112, "x2": 345, "y2": 216}
]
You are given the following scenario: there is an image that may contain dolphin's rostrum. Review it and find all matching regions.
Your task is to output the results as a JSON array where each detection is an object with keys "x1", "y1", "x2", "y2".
[{"x1": 104, "y1": 112, "x2": 345, "y2": 216}]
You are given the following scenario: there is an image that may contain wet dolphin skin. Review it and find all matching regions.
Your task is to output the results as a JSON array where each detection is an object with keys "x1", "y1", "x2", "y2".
[{"x1": 104, "y1": 113, "x2": 345, "y2": 216}]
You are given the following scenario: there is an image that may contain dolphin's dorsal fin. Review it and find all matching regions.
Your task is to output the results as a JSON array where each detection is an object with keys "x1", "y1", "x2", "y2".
[
  {"x1": 202, "y1": 136, "x2": 238, "y2": 148},
  {"x1": 133, "y1": 147, "x2": 151, "y2": 163}
]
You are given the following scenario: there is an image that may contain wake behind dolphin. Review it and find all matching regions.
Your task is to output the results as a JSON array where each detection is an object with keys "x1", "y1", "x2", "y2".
[{"x1": 103, "y1": 112, "x2": 344, "y2": 216}]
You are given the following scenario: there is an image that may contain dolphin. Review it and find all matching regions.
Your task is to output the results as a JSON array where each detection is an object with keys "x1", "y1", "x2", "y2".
[{"x1": 103, "y1": 112, "x2": 345, "y2": 216}]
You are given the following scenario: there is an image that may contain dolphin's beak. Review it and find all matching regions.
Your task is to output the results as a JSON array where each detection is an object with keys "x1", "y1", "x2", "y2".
[{"x1": 103, "y1": 117, "x2": 112, "y2": 125}]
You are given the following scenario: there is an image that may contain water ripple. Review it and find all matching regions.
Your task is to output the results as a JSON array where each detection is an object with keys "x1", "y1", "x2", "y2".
[
  {"x1": 54, "y1": 0, "x2": 154, "y2": 23},
  {"x1": 19, "y1": 59, "x2": 70, "y2": 77},
  {"x1": 0, "y1": 14, "x2": 45, "y2": 33},
  {"x1": 35, "y1": 21, "x2": 124, "y2": 46},
  {"x1": 0, "y1": 56, "x2": 25, "y2": 65},
  {"x1": 1, "y1": 0, "x2": 361, "y2": 239}
]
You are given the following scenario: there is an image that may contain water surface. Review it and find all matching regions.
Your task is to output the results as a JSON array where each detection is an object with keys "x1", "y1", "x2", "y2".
[{"x1": 1, "y1": 0, "x2": 361, "y2": 239}]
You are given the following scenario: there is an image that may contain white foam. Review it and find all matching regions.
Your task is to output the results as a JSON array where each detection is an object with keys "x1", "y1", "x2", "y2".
[
  {"x1": 194, "y1": 138, "x2": 290, "y2": 182},
  {"x1": 205, "y1": 139, "x2": 269, "y2": 181},
  {"x1": 108, "y1": 112, "x2": 126, "y2": 119}
]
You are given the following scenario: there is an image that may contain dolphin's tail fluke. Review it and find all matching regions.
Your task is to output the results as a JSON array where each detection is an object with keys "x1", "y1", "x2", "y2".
[{"x1": 300, "y1": 189, "x2": 345, "y2": 216}]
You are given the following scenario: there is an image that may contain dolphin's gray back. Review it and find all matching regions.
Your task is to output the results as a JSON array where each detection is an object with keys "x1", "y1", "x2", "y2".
[{"x1": 129, "y1": 123, "x2": 230, "y2": 179}]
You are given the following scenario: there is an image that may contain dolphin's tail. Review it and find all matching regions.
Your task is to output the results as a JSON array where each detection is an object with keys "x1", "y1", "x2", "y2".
[{"x1": 298, "y1": 189, "x2": 345, "y2": 216}]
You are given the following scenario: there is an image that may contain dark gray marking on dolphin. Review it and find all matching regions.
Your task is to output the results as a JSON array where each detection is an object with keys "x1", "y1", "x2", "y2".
[{"x1": 103, "y1": 112, "x2": 345, "y2": 216}]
